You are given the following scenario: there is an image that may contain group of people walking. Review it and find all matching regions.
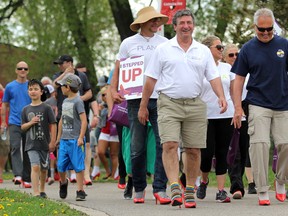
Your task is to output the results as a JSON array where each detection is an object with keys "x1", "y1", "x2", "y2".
[{"x1": 1, "y1": 5, "x2": 288, "y2": 208}]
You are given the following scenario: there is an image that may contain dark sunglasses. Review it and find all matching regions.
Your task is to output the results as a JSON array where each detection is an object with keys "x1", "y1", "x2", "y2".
[
  {"x1": 211, "y1": 44, "x2": 225, "y2": 51},
  {"x1": 228, "y1": 52, "x2": 238, "y2": 58},
  {"x1": 102, "y1": 94, "x2": 106, "y2": 97},
  {"x1": 256, "y1": 25, "x2": 273, "y2": 32},
  {"x1": 17, "y1": 67, "x2": 29, "y2": 71}
]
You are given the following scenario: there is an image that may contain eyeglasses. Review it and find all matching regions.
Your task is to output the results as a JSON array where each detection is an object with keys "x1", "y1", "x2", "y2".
[
  {"x1": 17, "y1": 67, "x2": 29, "y2": 71},
  {"x1": 256, "y1": 25, "x2": 273, "y2": 32},
  {"x1": 102, "y1": 94, "x2": 106, "y2": 97},
  {"x1": 210, "y1": 44, "x2": 224, "y2": 51},
  {"x1": 228, "y1": 52, "x2": 238, "y2": 58}
]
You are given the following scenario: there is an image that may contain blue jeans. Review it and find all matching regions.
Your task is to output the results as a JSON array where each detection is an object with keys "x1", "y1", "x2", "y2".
[{"x1": 127, "y1": 99, "x2": 168, "y2": 193}]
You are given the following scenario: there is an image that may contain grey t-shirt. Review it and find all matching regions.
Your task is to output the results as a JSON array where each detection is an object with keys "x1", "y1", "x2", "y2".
[
  {"x1": 22, "y1": 103, "x2": 57, "y2": 151},
  {"x1": 61, "y1": 95, "x2": 85, "y2": 139}
]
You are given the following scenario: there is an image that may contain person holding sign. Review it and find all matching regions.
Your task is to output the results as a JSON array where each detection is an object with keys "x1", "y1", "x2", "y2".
[
  {"x1": 138, "y1": 9, "x2": 227, "y2": 208},
  {"x1": 111, "y1": 6, "x2": 170, "y2": 204}
]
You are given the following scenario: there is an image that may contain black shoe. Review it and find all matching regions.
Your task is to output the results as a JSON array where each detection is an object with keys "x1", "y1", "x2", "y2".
[
  {"x1": 124, "y1": 178, "x2": 133, "y2": 199},
  {"x1": 216, "y1": 190, "x2": 231, "y2": 203},
  {"x1": 59, "y1": 179, "x2": 68, "y2": 199},
  {"x1": 40, "y1": 192, "x2": 47, "y2": 199},
  {"x1": 76, "y1": 190, "x2": 86, "y2": 201},
  {"x1": 196, "y1": 179, "x2": 209, "y2": 199},
  {"x1": 248, "y1": 182, "x2": 257, "y2": 194}
]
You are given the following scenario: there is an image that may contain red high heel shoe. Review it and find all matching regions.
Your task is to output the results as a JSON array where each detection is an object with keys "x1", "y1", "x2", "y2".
[
  {"x1": 133, "y1": 191, "x2": 145, "y2": 204},
  {"x1": 22, "y1": 181, "x2": 32, "y2": 188},
  {"x1": 154, "y1": 192, "x2": 171, "y2": 205},
  {"x1": 171, "y1": 197, "x2": 182, "y2": 207},
  {"x1": 92, "y1": 172, "x2": 100, "y2": 180},
  {"x1": 118, "y1": 183, "x2": 126, "y2": 189},
  {"x1": 184, "y1": 200, "x2": 196, "y2": 208},
  {"x1": 258, "y1": 199, "x2": 270, "y2": 206},
  {"x1": 83, "y1": 180, "x2": 92, "y2": 186},
  {"x1": 274, "y1": 180, "x2": 286, "y2": 202}
]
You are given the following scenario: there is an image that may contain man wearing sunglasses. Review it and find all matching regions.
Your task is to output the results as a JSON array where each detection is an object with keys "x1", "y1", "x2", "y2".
[
  {"x1": 1, "y1": 61, "x2": 32, "y2": 188},
  {"x1": 232, "y1": 8, "x2": 288, "y2": 206}
]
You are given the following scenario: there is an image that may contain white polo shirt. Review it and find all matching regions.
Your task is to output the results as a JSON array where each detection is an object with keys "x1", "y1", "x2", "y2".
[
  {"x1": 117, "y1": 33, "x2": 168, "y2": 99},
  {"x1": 145, "y1": 37, "x2": 219, "y2": 99},
  {"x1": 200, "y1": 62, "x2": 235, "y2": 119}
]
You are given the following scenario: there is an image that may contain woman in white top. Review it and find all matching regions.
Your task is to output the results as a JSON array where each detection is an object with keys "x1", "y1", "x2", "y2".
[{"x1": 197, "y1": 36, "x2": 235, "y2": 203}]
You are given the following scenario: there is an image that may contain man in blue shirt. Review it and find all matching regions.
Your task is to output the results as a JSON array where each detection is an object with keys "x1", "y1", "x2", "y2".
[
  {"x1": 232, "y1": 8, "x2": 288, "y2": 206},
  {"x1": 1, "y1": 61, "x2": 32, "y2": 188}
]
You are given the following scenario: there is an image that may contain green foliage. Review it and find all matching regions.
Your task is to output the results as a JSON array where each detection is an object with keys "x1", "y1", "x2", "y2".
[
  {"x1": 0, "y1": 189, "x2": 88, "y2": 215},
  {"x1": 0, "y1": 0, "x2": 120, "y2": 82}
]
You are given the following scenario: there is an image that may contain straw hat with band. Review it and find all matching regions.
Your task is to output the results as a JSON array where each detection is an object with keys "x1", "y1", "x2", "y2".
[{"x1": 130, "y1": 6, "x2": 169, "y2": 32}]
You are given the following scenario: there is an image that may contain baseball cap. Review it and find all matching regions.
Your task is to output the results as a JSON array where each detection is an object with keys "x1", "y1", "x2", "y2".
[
  {"x1": 97, "y1": 75, "x2": 108, "y2": 87},
  {"x1": 45, "y1": 84, "x2": 55, "y2": 94},
  {"x1": 57, "y1": 74, "x2": 82, "y2": 88},
  {"x1": 53, "y1": 55, "x2": 73, "y2": 64}
]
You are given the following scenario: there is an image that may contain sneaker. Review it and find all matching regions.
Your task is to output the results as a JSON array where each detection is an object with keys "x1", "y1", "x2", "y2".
[
  {"x1": 248, "y1": 182, "x2": 257, "y2": 194},
  {"x1": 40, "y1": 192, "x2": 47, "y2": 199},
  {"x1": 76, "y1": 190, "x2": 86, "y2": 201},
  {"x1": 216, "y1": 190, "x2": 231, "y2": 203},
  {"x1": 14, "y1": 176, "x2": 22, "y2": 185},
  {"x1": 124, "y1": 182, "x2": 133, "y2": 199},
  {"x1": 59, "y1": 179, "x2": 68, "y2": 199},
  {"x1": 196, "y1": 179, "x2": 209, "y2": 199}
]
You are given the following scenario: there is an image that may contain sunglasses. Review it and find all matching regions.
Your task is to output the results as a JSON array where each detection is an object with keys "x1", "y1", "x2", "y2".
[
  {"x1": 17, "y1": 67, "x2": 29, "y2": 71},
  {"x1": 211, "y1": 44, "x2": 225, "y2": 51},
  {"x1": 256, "y1": 25, "x2": 273, "y2": 32},
  {"x1": 102, "y1": 94, "x2": 106, "y2": 97},
  {"x1": 228, "y1": 52, "x2": 238, "y2": 58}
]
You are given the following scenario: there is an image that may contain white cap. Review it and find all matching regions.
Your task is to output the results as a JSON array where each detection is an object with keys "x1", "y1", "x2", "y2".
[{"x1": 45, "y1": 84, "x2": 55, "y2": 93}]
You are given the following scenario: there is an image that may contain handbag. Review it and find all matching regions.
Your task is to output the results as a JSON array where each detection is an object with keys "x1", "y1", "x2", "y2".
[
  {"x1": 108, "y1": 100, "x2": 129, "y2": 127},
  {"x1": 226, "y1": 128, "x2": 240, "y2": 166}
]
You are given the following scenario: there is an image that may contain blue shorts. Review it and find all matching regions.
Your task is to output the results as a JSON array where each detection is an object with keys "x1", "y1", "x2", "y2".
[{"x1": 57, "y1": 139, "x2": 85, "y2": 173}]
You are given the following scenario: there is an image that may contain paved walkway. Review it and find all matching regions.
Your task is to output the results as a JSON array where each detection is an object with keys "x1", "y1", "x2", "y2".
[{"x1": 1, "y1": 180, "x2": 288, "y2": 216}]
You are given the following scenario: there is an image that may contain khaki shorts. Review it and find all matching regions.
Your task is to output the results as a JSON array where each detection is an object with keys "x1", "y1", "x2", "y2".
[
  {"x1": 0, "y1": 138, "x2": 10, "y2": 156},
  {"x1": 157, "y1": 93, "x2": 207, "y2": 148},
  {"x1": 248, "y1": 105, "x2": 288, "y2": 145}
]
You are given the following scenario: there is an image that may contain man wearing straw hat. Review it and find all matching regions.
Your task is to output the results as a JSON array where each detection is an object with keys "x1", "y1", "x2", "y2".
[
  {"x1": 111, "y1": 6, "x2": 170, "y2": 204},
  {"x1": 138, "y1": 9, "x2": 227, "y2": 208}
]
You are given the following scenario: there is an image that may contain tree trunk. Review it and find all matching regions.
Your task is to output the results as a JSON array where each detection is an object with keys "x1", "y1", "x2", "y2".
[
  {"x1": 60, "y1": 0, "x2": 97, "y2": 88},
  {"x1": 108, "y1": 0, "x2": 135, "y2": 41}
]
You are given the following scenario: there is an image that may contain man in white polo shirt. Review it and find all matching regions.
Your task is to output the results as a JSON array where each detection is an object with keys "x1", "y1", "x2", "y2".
[{"x1": 138, "y1": 9, "x2": 227, "y2": 208}]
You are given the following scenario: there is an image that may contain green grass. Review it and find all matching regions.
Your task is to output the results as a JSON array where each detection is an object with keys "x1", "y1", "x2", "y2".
[{"x1": 0, "y1": 189, "x2": 88, "y2": 216}]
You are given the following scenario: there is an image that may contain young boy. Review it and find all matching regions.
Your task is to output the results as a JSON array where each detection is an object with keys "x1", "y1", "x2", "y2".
[
  {"x1": 21, "y1": 79, "x2": 57, "y2": 198},
  {"x1": 56, "y1": 73, "x2": 87, "y2": 201}
]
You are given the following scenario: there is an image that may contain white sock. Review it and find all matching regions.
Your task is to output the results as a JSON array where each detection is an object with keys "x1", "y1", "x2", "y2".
[
  {"x1": 195, "y1": 176, "x2": 201, "y2": 187},
  {"x1": 276, "y1": 181, "x2": 286, "y2": 194},
  {"x1": 70, "y1": 173, "x2": 76, "y2": 180},
  {"x1": 258, "y1": 192, "x2": 269, "y2": 200},
  {"x1": 91, "y1": 166, "x2": 100, "y2": 176},
  {"x1": 114, "y1": 168, "x2": 119, "y2": 179},
  {"x1": 50, "y1": 168, "x2": 55, "y2": 179}
]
